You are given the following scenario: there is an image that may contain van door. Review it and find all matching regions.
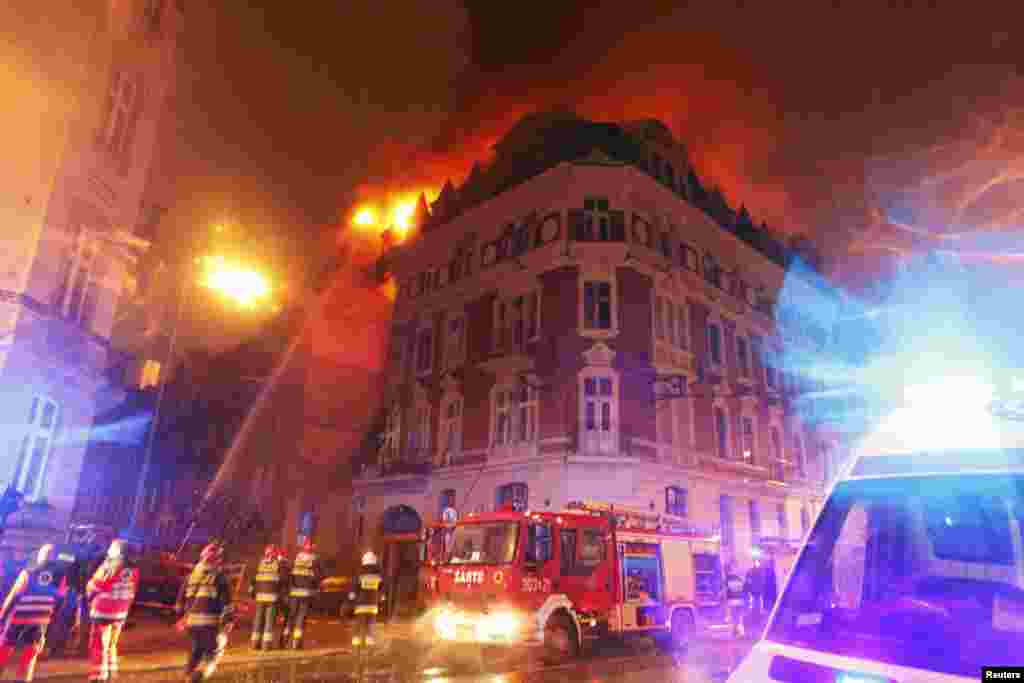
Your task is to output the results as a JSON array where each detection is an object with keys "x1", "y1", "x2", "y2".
[
  {"x1": 558, "y1": 525, "x2": 613, "y2": 615},
  {"x1": 617, "y1": 539, "x2": 665, "y2": 631}
]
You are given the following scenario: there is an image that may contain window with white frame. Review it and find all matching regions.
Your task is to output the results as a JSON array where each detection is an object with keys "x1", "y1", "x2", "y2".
[
  {"x1": 99, "y1": 71, "x2": 141, "y2": 158},
  {"x1": 494, "y1": 291, "x2": 540, "y2": 353},
  {"x1": 380, "y1": 404, "x2": 401, "y2": 463},
  {"x1": 59, "y1": 231, "x2": 99, "y2": 327},
  {"x1": 706, "y1": 323, "x2": 723, "y2": 365},
  {"x1": 653, "y1": 293, "x2": 689, "y2": 351},
  {"x1": 415, "y1": 324, "x2": 434, "y2": 376},
  {"x1": 516, "y1": 384, "x2": 539, "y2": 443},
  {"x1": 714, "y1": 407, "x2": 729, "y2": 459},
  {"x1": 444, "y1": 313, "x2": 466, "y2": 370},
  {"x1": 583, "y1": 281, "x2": 613, "y2": 330},
  {"x1": 439, "y1": 396, "x2": 462, "y2": 461},
  {"x1": 580, "y1": 373, "x2": 616, "y2": 454},
  {"x1": 582, "y1": 197, "x2": 613, "y2": 241},
  {"x1": 407, "y1": 401, "x2": 432, "y2": 459},
  {"x1": 15, "y1": 397, "x2": 60, "y2": 500},
  {"x1": 736, "y1": 336, "x2": 750, "y2": 378},
  {"x1": 741, "y1": 416, "x2": 756, "y2": 463},
  {"x1": 491, "y1": 383, "x2": 538, "y2": 447},
  {"x1": 665, "y1": 486, "x2": 687, "y2": 516},
  {"x1": 770, "y1": 427, "x2": 784, "y2": 481}
]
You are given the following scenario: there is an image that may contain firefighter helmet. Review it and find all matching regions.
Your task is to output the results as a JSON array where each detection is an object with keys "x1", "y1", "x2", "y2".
[
  {"x1": 361, "y1": 550, "x2": 378, "y2": 566},
  {"x1": 200, "y1": 542, "x2": 224, "y2": 564},
  {"x1": 36, "y1": 544, "x2": 54, "y2": 566},
  {"x1": 302, "y1": 538, "x2": 315, "y2": 552},
  {"x1": 263, "y1": 544, "x2": 277, "y2": 559},
  {"x1": 106, "y1": 539, "x2": 125, "y2": 561}
]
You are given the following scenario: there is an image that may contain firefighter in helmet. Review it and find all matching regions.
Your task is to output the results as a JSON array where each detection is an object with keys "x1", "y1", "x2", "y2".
[
  {"x1": 85, "y1": 539, "x2": 139, "y2": 681},
  {"x1": 282, "y1": 539, "x2": 322, "y2": 650},
  {"x1": 176, "y1": 542, "x2": 235, "y2": 683},
  {"x1": 351, "y1": 551, "x2": 383, "y2": 647},
  {"x1": 0, "y1": 545, "x2": 67, "y2": 681},
  {"x1": 248, "y1": 545, "x2": 285, "y2": 650}
]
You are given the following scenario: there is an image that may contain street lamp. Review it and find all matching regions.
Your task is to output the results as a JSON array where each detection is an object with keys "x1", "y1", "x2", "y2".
[{"x1": 127, "y1": 253, "x2": 273, "y2": 535}]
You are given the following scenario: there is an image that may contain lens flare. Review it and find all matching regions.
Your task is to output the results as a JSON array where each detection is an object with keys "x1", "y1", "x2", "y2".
[
  {"x1": 392, "y1": 200, "x2": 416, "y2": 233},
  {"x1": 353, "y1": 208, "x2": 376, "y2": 226},
  {"x1": 199, "y1": 255, "x2": 272, "y2": 308}
]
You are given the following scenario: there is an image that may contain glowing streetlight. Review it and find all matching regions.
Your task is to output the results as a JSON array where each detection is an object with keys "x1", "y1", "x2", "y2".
[
  {"x1": 198, "y1": 255, "x2": 273, "y2": 308},
  {"x1": 353, "y1": 208, "x2": 376, "y2": 227}
]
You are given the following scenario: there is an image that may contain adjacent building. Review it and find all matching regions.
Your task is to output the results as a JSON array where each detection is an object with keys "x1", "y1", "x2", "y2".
[
  {"x1": 354, "y1": 112, "x2": 849, "y2": 578},
  {"x1": 0, "y1": 0, "x2": 183, "y2": 553}
]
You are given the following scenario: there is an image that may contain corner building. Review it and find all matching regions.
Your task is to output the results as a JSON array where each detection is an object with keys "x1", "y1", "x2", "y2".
[{"x1": 355, "y1": 114, "x2": 843, "y2": 577}]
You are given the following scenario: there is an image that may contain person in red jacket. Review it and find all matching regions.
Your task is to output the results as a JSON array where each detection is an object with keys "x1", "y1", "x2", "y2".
[
  {"x1": 85, "y1": 539, "x2": 139, "y2": 681},
  {"x1": 0, "y1": 544, "x2": 67, "y2": 682}
]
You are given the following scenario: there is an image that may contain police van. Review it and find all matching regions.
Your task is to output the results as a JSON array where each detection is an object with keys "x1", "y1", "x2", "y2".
[{"x1": 730, "y1": 378, "x2": 1024, "y2": 682}]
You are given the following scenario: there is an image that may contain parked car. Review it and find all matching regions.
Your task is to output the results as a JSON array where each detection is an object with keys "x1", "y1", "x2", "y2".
[{"x1": 315, "y1": 576, "x2": 354, "y2": 617}]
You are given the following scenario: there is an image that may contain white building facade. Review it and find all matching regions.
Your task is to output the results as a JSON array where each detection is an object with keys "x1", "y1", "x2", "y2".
[{"x1": 0, "y1": 0, "x2": 182, "y2": 552}]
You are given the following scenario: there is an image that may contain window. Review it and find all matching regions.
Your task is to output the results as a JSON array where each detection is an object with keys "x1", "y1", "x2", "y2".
[
  {"x1": 574, "y1": 197, "x2": 622, "y2": 242},
  {"x1": 770, "y1": 428, "x2": 784, "y2": 481},
  {"x1": 16, "y1": 397, "x2": 59, "y2": 500},
  {"x1": 579, "y1": 529, "x2": 606, "y2": 566},
  {"x1": 560, "y1": 529, "x2": 578, "y2": 574},
  {"x1": 99, "y1": 71, "x2": 142, "y2": 160},
  {"x1": 525, "y1": 522, "x2": 553, "y2": 563},
  {"x1": 583, "y1": 281, "x2": 613, "y2": 330},
  {"x1": 741, "y1": 416, "x2": 756, "y2": 462},
  {"x1": 407, "y1": 401, "x2": 431, "y2": 459},
  {"x1": 751, "y1": 336, "x2": 764, "y2": 382},
  {"x1": 800, "y1": 506, "x2": 810, "y2": 535},
  {"x1": 707, "y1": 324, "x2": 722, "y2": 364},
  {"x1": 439, "y1": 397, "x2": 462, "y2": 460},
  {"x1": 666, "y1": 486, "x2": 687, "y2": 516},
  {"x1": 517, "y1": 384, "x2": 539, "y2": 443},
  {"x1": 449, "y1": 522, "x2": 520, "y2": 564},
  {"x1": 494, "y1": 292, "x2": 540, "y2": 352},
  {"x1": 654, "y1": 297, "x2": 664, "y2": 341},
  {"x1": 439, "y1": 489, "x2": 456, "y2": 517},
  {"x1": 444, "y1": 314, "x2": 466, "y2": 370},
  {"x1": 714, "y1": 408, "x2": 729, "y2": 459},
  {"x1": 581, "y1": 374, "x2": 616, "y2": 454},
  {"x1": 720, "y1": 495, "x2": 735, "y2": 548},
  {"x1": 659, "y1": 233, "x2": 672, "y2": 260},
  {"x1": 492, "y1": 384, "x2": 538, "y2": 447},
  {"x1": 736, "y1": 336, "x2": 750, "y2": 377},
  {"x1": 496, "y1": 482, "x2": 528, "y2": 511},
  {"x1": 654, "y1": 294, "x2": 687, "y2": 351},
  {"x1": 61, "y1": 236, "x2": 99, "y2": 327},
  {"x1": 415, "y1": 325, "x2": 434, "y2": 375},
  {"x1": 676, "y1": 302, "x2": 688, "y2": 349},
  {"x1": 749, "y1": 500, "x2": 762, "y2": 545},
  {"x1": 793, "y1": 434, "x2": 806, "y2": 478}
]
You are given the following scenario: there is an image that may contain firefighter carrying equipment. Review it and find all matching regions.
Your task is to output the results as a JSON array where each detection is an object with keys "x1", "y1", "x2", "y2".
[{"x1": 0, "y1": 554, "x2": 69, "y2": 681}]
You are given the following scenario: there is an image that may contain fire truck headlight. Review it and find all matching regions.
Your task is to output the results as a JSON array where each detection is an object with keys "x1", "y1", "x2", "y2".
[
  {"x1": 486, "y1": 612, "x2": 520, "y2": 638},
  {"x1": 435, "y1": 609, "x2": 457, "y2": 639}
]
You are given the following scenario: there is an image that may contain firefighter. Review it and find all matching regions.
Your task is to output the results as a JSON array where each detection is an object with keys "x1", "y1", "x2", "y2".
[
  {"x1": 282, "y1": 540, "x2": 321, "y2": 650},
  {"x1": 85, "y1": 539, "x2": 139, "y2": 681},
  {"x1": 724, "y1": 564, "x2": 746, "y2": 638},
  {"x1": 351, "y1": 551, "x2": 382, "y2": 647},
  {"x1": 0, "y1": 544, "x2": 68, "y2": 682},
  {"x1": 248, "y1": 545, "x2": 284, "y2": 650},
  {"x1": 176, "y1": 542, "x2": 235, "y2": 683}
]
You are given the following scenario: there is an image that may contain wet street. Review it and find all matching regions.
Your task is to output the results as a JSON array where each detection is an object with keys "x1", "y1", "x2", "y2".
[{"x1": 96, "y1": 630, "x2": 749, "y2": 683}]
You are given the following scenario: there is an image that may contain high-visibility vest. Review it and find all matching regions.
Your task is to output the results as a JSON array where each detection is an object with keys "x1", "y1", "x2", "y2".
[
  {"x1": 252, "y1": 558, "x2": 284, "y2": 603},
  {"x1": 87, "y1": 561, "x2": 139, "y2": 622},
  {"x1": 179, "y1": 564, "x2": 233, "y2": 627},
  {"x1": 288, "y1": 552, "x2": 319, "y2": 598},
  {"x1": 7, "y1": 565, "x2": 66, "y2": 626},
  {"x1": 353, "y1": 567, "x2": 382, "y2": 616}
]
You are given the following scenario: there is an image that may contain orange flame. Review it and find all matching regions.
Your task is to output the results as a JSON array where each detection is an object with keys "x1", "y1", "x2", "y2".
[{"x1": 350, "y1": 189, "x2": 436, "y2": 245}]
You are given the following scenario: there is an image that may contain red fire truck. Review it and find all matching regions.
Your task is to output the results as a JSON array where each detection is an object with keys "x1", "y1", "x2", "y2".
[{"x1": 429, "y1": 500, "x2": 724, "y2": 659}]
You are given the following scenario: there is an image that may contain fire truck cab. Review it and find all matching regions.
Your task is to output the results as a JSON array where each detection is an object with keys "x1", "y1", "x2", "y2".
[{"x1": 430, "y1": 500, "x2": 724, "y2": 659}]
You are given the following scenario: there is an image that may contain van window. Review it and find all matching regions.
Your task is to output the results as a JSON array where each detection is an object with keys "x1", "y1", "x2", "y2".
[
  {"x1": 768, "y1": 474, "x2": 1024, "y2": 678},
  {"x1": 694, "y1": 553, "x2": 722, "y2": 598},
  {"x1": 579, "y1": 529, "x2": 606, "y2": 566},
  {"x1": 525, "y1": 523, "x2": 552, "y2": 564}
]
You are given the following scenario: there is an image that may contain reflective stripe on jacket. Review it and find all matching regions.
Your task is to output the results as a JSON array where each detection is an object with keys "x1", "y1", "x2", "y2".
[
  {"x1": 87, "y1": 561, "x2": 139, "y2": 622},
  {"x1": 354, "y1": 567, "x2": 381, "y2": 615},
  {"x1": 177, "y1": 562, "x2": 233, "y2": 627},
  {"x1": 4, "y1": 566, "x2": 67, "y2": 626},
  {"x1": 289, "y1": 552, "x2": 320, "y2": 598},
  {"x1": 251, "y1": 558, "x2": 283, "y2": 603}
]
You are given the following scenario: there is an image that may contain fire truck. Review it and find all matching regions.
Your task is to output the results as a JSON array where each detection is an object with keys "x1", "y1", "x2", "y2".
[{"x1": 429, "y1": 500, "x2": 724, "y2": 659}]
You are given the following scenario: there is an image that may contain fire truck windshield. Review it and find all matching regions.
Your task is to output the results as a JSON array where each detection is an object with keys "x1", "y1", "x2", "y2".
[{"x1": 445, "y1": 522, "x2": 519, "y2": 565}]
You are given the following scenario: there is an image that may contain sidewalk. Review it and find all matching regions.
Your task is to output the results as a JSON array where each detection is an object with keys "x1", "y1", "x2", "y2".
[{"x1": 32, "y1": 613, "x2": 416, "y2": 680}]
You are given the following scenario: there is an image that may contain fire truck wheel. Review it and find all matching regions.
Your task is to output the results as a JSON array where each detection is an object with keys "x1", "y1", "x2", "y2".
[{"x1": 542, "y1": 612, "x2": 579, "y2": 662}]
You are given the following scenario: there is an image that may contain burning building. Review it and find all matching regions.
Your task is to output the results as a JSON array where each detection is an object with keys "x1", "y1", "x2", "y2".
[{"x1": 348, "y1": 111, "x2": 849, "y2": 599}]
